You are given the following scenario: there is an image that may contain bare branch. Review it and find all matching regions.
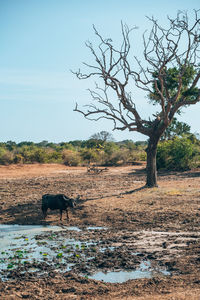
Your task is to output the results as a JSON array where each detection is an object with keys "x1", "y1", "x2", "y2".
[{"x1": 73, "y1": 10, "x2": 200, "y2": 140}]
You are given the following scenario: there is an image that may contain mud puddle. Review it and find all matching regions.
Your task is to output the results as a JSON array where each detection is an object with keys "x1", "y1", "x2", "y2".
[
  {"x1": 0, "y1": 225, "x2": 108, "y2": 280},
  {"x1": 89, "y1": 261, "x2": 170, "y2": 283},
  {"x1": 0, "y1": 225, "x2": 65, "y2": 277},
  {"x1": 1, "y1": 225, "x2": 195, "y2": 283}
]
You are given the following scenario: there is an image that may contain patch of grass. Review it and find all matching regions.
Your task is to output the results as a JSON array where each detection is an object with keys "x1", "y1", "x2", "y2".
[{"x1": 165, "y1": 189, "x2": 183, "y2": 196}]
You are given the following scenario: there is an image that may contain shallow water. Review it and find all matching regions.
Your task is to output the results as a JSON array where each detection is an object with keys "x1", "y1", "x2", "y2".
[
  {"x1": 0, "y1": 224, "x2": 101, "y2": 277},
  {"x1": 64, "y1": 226, "x2": 106, "y2": 231},
  {"x1": 0, "y1": 225, "x2": 65, "y2": 271},
  {"x1": 87, "y1": 226, "x2": 107, "y2": 230},
  {"x1": 0, "y1": 224, "x2": 62, "y2": 234},
  {"x1": 0, "y1": 225, "x2": 171, "y2": 282},
  {"x1": 0, "y1": 225, "x2": 63, "y2": 250},
  {"x1": 63, "y1": 226, "x2": 82, "y2": 232},
  {"x1": 89, "y1": 261, "x2": 170, "y2": 283}
]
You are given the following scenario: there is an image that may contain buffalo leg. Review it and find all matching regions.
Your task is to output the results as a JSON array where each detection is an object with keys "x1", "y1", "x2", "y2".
[
  {"x1": 60, "y1": 209, "x2": 63, "y2": 221},
  {"x1": 66, "y1": 209, "x2": 69, "y2": 221},
  {"x1": 42, "y1": 207, "x2": 47, "y2": 219}
]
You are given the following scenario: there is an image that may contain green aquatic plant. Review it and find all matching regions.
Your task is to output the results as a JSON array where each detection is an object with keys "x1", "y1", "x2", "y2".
[
  {"x1": 15, "y1": 253, "x2": 23, "y2": 259},
  {"x1": 15, "y1": 250, "x2": 25, "y2": 259},
  {"x1": 7, "y1": 263, "x2": 14, "y2": 269},
  {"x1": 81, "y1": 244, "x2": 86, "y2": 250},
  {"x1": 56, "y1": 253, "x2": 63, "y2": 258},
  {"x1": 8, "y1": 256, "x2": 14, "y2": 260},
  {"x1": 37, "y1": 241, "x2": 47, "y2": 246},
  {"x1": 48, "y1": 233, "x2": 56, "y2": 240}
]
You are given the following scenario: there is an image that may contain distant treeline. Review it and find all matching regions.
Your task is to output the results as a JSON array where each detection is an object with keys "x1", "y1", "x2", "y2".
[
  {"x1": 0, "y1": 139, "x2": 147, "y2": 166},
  {"x1": 0, "y1": 135, "x2": 200, "y2": 170}
]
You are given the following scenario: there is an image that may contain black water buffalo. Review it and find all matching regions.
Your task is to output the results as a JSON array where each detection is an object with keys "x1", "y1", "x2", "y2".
[{"x1": 42, "y1": 194, "x2": 78, "y2": 221}]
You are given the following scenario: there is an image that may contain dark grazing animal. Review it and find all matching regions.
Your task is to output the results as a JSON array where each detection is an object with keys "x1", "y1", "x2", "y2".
[{"x1": 42, "y1": 194, "x2": 77, "y2": 221}]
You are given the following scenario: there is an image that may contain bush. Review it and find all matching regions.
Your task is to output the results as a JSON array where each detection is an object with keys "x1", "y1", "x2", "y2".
[
  {"x1": 104, "y1": 142, "x2": 119, "y2": 155},
  {"x1": 104, "y1": 149, "x2": 129, "y2": 166},
  {"x1": 31, "y1": 148, "x2": 48, "y2": 163},
  {"x1": 13, "y1": 153, "x2": 24, "y2": 164},
  {"x1": 62, "y1": 150, "x2": 81, "y2": 166},
  {"x1": 129, "y1": 149, "x2": 147, "y2": 162},
  {"x1": 157, "y1": 137, "x2": 199, "y2": 170},
  {"x1": 0, "y1": 148, "x2": 14, "y2": 165},
  {"x1": 45, "y1": 149, "x2": 62, "y2": 163},
  {"x1": 80, "y1": 148, "x2": 99, "y2": 164}
]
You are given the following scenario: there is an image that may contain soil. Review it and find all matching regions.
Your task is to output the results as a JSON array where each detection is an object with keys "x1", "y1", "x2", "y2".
[{"x1": 0, "y1": 163, "x2": 200, "y2": 299}]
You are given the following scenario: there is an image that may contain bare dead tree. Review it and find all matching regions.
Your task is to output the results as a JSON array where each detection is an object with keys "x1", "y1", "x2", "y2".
[
  {"x1": 90, "y1": 131, "x2": 114, "y2": 142},
  {"x1": 73, "y1": 11, "x2": 200, "y2": 187}
]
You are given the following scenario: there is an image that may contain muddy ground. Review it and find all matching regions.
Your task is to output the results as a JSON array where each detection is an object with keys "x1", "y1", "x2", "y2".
[{"x1": 0, "y1": 163, "x2": 200, "y2": 299}]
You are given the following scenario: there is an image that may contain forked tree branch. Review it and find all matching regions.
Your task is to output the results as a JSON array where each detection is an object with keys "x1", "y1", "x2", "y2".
[{"x1": 73, "y1": 11, "x2": 200, "y2": 138}]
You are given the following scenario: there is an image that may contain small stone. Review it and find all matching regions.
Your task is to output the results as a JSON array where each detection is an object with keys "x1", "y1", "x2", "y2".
[{"x1": 22, "y1": 293, "x2": 30, "y2": 299}]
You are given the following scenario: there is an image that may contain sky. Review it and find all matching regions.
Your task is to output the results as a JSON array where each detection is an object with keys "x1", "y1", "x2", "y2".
[{"x1": 0, "y1": 0, "x2": 200, "y2": 143}]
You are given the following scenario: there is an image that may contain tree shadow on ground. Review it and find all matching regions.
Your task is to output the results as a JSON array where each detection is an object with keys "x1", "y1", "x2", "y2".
[
  {"x1": 128, "y1": 167, "x2": 146, "y2": 176},
  {"x1": 128, "y1": 166, "x2": 200, "y2": 180},
  {"x1": 158, "y1": 169, "x2": 200, "y2": 179},
  {"x1": 77, "y1": 184, "x2": 148, "y2": 203},
  {"x1": 122, "y1": 185, "x2": 148, "y2": 194}
]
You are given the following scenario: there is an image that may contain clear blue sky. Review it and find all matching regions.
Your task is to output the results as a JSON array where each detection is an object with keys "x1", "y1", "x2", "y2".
[{"x1": 0, "y1": 0, "x2": 199, "y2": 142}]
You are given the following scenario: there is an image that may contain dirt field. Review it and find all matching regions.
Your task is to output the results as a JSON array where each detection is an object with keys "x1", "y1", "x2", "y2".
[{"x1": 0, "y1": 163, "x2": 200, "y2": 299}]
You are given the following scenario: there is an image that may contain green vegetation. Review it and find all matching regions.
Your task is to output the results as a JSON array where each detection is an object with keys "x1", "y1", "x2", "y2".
[
  {"x1": 0, "y1": 138, "x2": 147, "y2": 166},
  {"x1": 0, "y1": 132, "x2": 200, "y2": 171},
  {"x1": 157, "y1": 135, "x2": 200, "y2": 171}
]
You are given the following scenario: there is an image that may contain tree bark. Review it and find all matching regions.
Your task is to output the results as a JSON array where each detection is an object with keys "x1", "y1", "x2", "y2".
[{"x1": 146, "y1": 136, "x2": 159, "y2": 187}]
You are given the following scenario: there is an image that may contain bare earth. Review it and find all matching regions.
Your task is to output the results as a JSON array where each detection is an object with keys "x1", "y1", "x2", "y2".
[{"x1": 0, "y1": 163, "x2": 200, "y2": 299}]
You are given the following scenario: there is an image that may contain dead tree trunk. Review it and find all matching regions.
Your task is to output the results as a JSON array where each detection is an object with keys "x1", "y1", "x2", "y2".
[{"x1": 146, "y1": 136, "x2": 160, "y2": 187}]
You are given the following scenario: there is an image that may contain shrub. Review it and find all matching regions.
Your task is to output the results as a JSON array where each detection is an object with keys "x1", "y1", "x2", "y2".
[
  {"x1": 62, "y1": 150, "x2": 81, "y2": 166},
  {"x1": 157, "y1": 137, "x2": 199, "y2": 170},
  {"x1": 129, "y1": 149, "x2": 147, "y2": 162},
  {"x1": 0, "y1": 148, "x2": 14, "y2": 165},
  {"x1": 13, "y1": 153, "x2": 24, "y2": 164},
  {"x1": 17, "y1": 146, "x2": 48, "y2": 163},
  {"x1": 45, "y1": 149, "x2": 62, "y2": 163},
  {"x1": 31, "y1": 148, "x2": 48, "y2": 163},
  {"x1": 80, "y1": 148, "x2": 99, "y2": 164},
  {"x1": 104, "y1": 142, "x2": 119, "y2": 155},
  {"x1": 104, "y1": 149, "x2": 129, "y2": 166}
]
